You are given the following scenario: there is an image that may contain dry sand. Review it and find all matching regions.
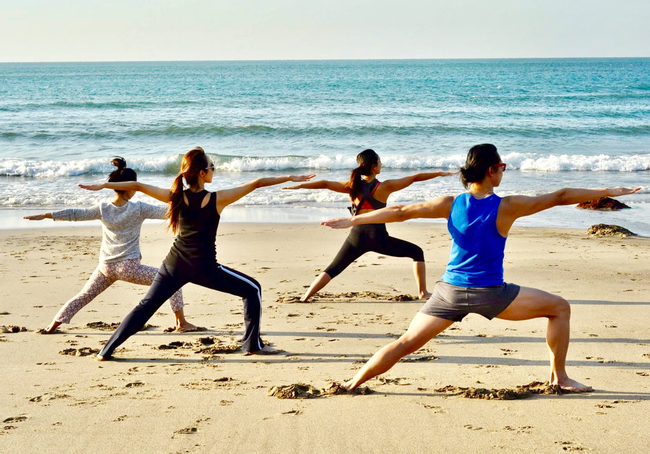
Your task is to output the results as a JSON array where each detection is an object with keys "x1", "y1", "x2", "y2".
[{"x1": 1, "y1": 221, "x2": 649, "y2": 453}]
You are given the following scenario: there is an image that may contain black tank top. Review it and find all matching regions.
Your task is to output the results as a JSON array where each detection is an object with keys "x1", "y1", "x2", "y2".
[
  {"x1": 164, "y1": 190, "x2": 220, "y2": 270},
  {"x1": 349, "y1": 179, "x2": 386, "y2": 215}
]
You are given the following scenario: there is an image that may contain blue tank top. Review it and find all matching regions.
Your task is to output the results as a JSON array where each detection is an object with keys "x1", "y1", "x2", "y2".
[{"x1": 441, "y1": 193, "x2": 506, "y2": 287}]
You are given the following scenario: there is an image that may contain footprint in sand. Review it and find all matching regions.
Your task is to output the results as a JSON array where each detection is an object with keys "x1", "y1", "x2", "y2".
[
  {"x1": 29, "y1": 393, "x2": 70, "y2": 402},
  {"x1": 58, "y1": 347, "x2": 100, "y2": 357},
  {"x1": 421, "y1": 404, "x2": 445, "y2": 413},
  {"x1": 3, "y1": 416, "x2": 28, "y2": 424},
  {"x1": 503, "y1": 425, "x2": 533, "y2": 434},
  {"x1": 555, "y1": 441, "x2": 587, "y2": 451}
]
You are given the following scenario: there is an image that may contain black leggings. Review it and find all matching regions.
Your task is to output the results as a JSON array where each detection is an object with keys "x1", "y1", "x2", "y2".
[
  {"x1": 324, "y1": 224, "x2": 425, "y2": 278},
  {"x1": 98, "y1": 262, "x2": 264, "y2": 358}
]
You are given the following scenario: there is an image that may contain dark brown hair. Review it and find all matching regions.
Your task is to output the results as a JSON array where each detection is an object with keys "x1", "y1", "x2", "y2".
[
  {"x1": 108, "y1": 157, "x2": 137, "y2": 194},
  {"x1": 460, "y1": 144, "x2": 501, "y2": 188},
  {"x1": 348, "y1": 149, "x2": 380, "y2": 199},
  {"x1": 166, "y1": 147, "x2": 210, "y2": 234}
]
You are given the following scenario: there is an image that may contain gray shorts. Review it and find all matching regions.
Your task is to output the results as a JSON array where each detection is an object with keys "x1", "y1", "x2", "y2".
[{"x1": 419, "y1": 281, "x2": 521, "y2": 322}]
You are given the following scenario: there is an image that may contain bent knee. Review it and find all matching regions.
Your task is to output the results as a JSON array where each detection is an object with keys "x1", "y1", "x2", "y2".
[{"x1": 551, "y1": 296, "x2": 571, "y2": 318}]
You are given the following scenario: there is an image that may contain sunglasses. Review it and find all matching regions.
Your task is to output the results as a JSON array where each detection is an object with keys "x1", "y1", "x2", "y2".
[
  {"x1": 493, "y1": 163, "x2": 507, "y2": 171},
  {"x1": 204, "y1": 164, "x2": 215, "y2": 171}
]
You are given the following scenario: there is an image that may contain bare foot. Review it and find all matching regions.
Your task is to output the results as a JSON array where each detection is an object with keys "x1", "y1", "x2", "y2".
[
  {"x1": 555, "y1": 377, "x2": 593, "y2": 393},
  {"x1": 95, "y1": 354, "x2": 108, "y2": 361},
  {"x1": 418, "y1": 291, "x2": 432, "y2": 300},
  {"x1": 176, "y1": 323, "x2": 206, "y2": 333},
  {"x1": 245, "y1": 345, "x2": 283, "y2": 356},
  {"x1": 38, "y1": 321, "x2": 62, "y2": 334},
  {"x1": 342, "y1": 379, "x2": 356, "y2": 391}
]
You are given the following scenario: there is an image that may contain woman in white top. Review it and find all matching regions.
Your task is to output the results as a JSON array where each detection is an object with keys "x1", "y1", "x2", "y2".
[{"x1": 24, "y1": 158, "x2": 197, "y2": 333}]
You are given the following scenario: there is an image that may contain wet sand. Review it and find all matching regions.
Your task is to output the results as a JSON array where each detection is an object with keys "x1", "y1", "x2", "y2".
[{"x1": 1, "y1": 222, "x2": 649, "y2": 453}]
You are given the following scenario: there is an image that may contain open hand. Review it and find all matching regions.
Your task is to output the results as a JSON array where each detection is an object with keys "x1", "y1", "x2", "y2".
[
  {"x1": 321, "y1": 217, "x2": 354, "y2": 229},
  {"x1": 78, "y1": 183, "x2": 106, "y2": 191},
  {"x1": 609, "y1": 187, "x2": 642, "y2": 197},
  {"x1": 23, "y1": 214, "x2": 47, "y2": 221},
  {"x1": 289, "y1": 174, "x2": 316, "y2": 182}
]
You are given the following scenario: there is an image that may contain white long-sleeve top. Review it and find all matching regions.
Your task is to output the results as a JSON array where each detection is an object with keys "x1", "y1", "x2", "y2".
[{"x1": 52, "y1": 201, "x2": 168, "y2": 264}]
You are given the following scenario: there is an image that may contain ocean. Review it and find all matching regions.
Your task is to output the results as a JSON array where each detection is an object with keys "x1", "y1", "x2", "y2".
[{"x1": 1, "y1": 59, "x2": 648, "y2": 233}]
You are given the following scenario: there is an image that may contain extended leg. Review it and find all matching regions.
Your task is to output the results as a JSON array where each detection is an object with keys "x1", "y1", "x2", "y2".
[
  {"x1": 43, "y1": 267, "x2": 114, "y2": 333},
  {"x1": 194, "y1": 265, "x2": 267, "y2": 353},
  {"x1": 495, "y1": 286, "x2": 592, "y2": 392},
  {"x1": 98, "y1": 264, "x2": 186, "y2": 360},
  {"x1": 303, "y1": 239, "x2": 364, "y2": 302},
  {"x1": 372, "y1": 235, "x2": 428, "y2": 298},
  {"x1": 344, "y1": 313, "x2": 454, "y2": 390}
]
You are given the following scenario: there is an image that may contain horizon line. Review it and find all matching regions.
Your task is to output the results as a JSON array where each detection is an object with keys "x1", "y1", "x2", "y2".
[{"x1": 1, "y1": 56, "x2": 649, "y2": 64}]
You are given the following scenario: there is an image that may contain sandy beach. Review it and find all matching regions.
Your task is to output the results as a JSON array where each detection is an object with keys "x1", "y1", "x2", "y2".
[{"x1": 1, "y1": 221, "x2": 649, "y2": 453}]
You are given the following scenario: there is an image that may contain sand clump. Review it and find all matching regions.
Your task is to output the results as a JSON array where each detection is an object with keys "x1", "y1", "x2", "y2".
[
  {"x1": 435, "y1": 381, "x2": 565, "y2": 400},
  {"x1": 156, "y1": 336, "x2": 241, "y2": 356},
  {"x1": 277, "y1": 291, "x2": 415, "y2": 304},
  {"x1": 587, "y1": 224, "x2": 636, "y2": 238},
  {"x1": 1, "y1": 325, "x2": 28, "y2": 333},
  {"x1": 82, "y1": 321, "x2": 156, "y2": 331},
  {"x1": 268, "y1": 382, "x2": 374, "y2": 399}
]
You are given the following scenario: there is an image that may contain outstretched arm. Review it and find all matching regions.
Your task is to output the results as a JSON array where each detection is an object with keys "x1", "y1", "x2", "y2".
[
  {"x1": 322, "y1": 195, "x2": 454, "y2": 229},
  {"x1": 381, "y1": 171, "x2": 458, "y2": 193},
  {"x1": 217, "y1": 174, "x2": 315, "y2": 213},
  {"x1": 78, "y1": 181, "x2": 172, "y2": 203},
  {"x1": 282, "y1": 180, "x2": 349, "y2": 193},
  {"x1": 25, "y1": 205, "x2": 102, "y2": 222},
  {"x1": 498, "y1": 187, "x2": 641, "y2": 235}
]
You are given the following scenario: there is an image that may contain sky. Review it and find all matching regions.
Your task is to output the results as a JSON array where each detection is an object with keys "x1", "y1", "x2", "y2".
[{"x1": 1, "y1": 0, "x2": 649, "y2": 62}]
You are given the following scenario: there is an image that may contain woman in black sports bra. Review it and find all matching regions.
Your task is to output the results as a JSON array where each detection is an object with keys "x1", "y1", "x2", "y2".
[
  {"x1": 79, "y1": 147, "x2": 314, "y2": 359},
  {"x1": 283, "y1": 149, "x2": 455, "y2": 302}
]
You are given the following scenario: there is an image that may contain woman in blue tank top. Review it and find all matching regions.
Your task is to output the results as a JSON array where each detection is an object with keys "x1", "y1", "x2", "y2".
[{"x1": 323, "y1": 144, "x2": 640, "y2": 392}]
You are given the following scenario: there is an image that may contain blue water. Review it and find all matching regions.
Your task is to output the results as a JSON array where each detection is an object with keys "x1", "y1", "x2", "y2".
[{"x1": 1, "y1": 59, "x2": 649, "y2": 233}]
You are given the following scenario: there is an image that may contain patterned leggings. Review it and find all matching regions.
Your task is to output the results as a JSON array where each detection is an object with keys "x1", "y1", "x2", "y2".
[{"x1": 54, "y1": 258, "x2": 184, "y2": 324}]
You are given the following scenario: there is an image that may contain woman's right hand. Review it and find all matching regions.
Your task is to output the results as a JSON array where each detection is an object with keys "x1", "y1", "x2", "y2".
[
  {"x1": 23, "y1": 214, "x2": 49, "y2": 221},
  {"x1": 321, "y1": 217, "x2": 354, "y2": 229},
  {"x1": 78, "y1": 183, "x2": 106, "y2": 191},
  {"x1": 282, "y1": 184, "x2": 302, "y2": 190}
]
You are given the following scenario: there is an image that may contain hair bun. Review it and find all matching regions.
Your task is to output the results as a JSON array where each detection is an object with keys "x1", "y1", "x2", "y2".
[{"x1": 111, "y1": 156, "x2": 127, "y2": 171}]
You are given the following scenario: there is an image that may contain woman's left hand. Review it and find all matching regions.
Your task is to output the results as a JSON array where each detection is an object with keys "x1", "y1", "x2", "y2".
[
  {"x1": 78, "y1": 183, "x2": 106, "y2": 191},
  {"x1": 289, "y1": 174, "x2": 316, "y2": 182}
]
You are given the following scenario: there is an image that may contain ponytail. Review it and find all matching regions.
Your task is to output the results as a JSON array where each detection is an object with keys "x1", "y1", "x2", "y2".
[
  {"x1": 348, "y1": 149, "x2": 380, "y2": 200},
  {"x1": 166, "y1": 174, "x2": 185, "y2": 234},
  {"x1": 165, "y1": 147, "x2": 209, "y2": 234},
  {"x1": 348, "y1": 166, "x2": 364, "y2": 200}
]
